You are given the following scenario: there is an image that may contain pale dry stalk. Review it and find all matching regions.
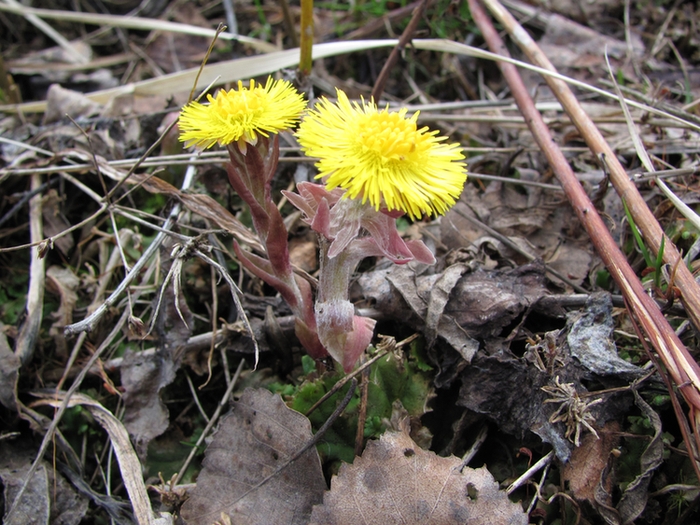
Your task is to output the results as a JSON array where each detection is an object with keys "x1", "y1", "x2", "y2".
[
  {"x1": 14, "y1": 173, "x2": 45, "y2": 365},
  {"x1": 469, "y1": 0, "x2": 700, "y2": 448}
]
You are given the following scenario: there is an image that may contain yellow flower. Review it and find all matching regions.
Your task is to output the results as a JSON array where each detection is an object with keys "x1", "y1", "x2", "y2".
[
  {"x1": 178, "y1": 77, "x2": 306, "y2": 149},
  {"x1": 296, "y1": 89, "x2": 467, "y2": 220}
]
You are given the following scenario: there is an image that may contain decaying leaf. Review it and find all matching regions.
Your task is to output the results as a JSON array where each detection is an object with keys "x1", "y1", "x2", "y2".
[
  {"x1": 565, "y1": 397, "x2": 664, "y2": 525},
  {"x1": 562, "y1": 420, "x2": 620, "y2": 520},
  {"x1": 0, "y1": 442, "x2": 89, "y2": 525},
  {"x1": 458, "y1": 291, "x2": 645, "y2": 461},
  {"x1": 0, "y1": 324, "x2": 20, "y2": 411},
  {"x1": 458, "y1": 350, "x2": 574, "y2": 461},
  {"x1": 616, "y1": 390, "x2": 664, "y2": 524},
  {"x1": 566, "y1": 293, "x2": 646, "y2": 380},
  {"x1": 180, "y1": 388, "x2": 326, "y2": 525},
  {"x1": 46, "y1": 265, "x2": 80, "y2": 359},
  {"x1": 309, "y1": 425, "x2": 528, "y2": 525},
  {"x1": 363, "y1": 260, "x2": 548, "y2": 369},
  {"x1": 120, "y1": 348, "x2": 177, "y2": 458}
]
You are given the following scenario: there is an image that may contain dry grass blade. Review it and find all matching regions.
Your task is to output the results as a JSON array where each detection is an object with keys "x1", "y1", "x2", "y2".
[
  {"x1": 0, "y1": 40, "x2": 400, "y2": 113},
  {"x1": 604, "y1": 54, "x2": 700, "y2": 243},
  {"x1": 32, "y1": 392, "x2": 172, "y2": 525},
  {"x1": 0, "y1": 3, "x2": 275, "y2": 53},
  {"x1": 13, "y1": 174, "x2": 45, "y2": 366},
  {"x1": 1, "y1": 0, "x2": 87, "y2": 64}
]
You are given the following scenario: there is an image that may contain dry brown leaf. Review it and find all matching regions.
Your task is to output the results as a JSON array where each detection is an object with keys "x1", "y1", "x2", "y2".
[
  {"x1": 562, "y1": 421, "x2": 619, "y2": 507},
  {"x1": 0, "y1": 442, "x2": 89, "y2": 525},
  {"x1": 120, "y1": 348, "x2": 177, "y2": 459},
  {"x1": 387, "y1": 260, "x2": 549, "y2": 338},
  {"x1": 46, "y1": 265, "x2": 79, "y2": 360},
  {"x1": 41, "y1": 190, "x2": 73, "y2": 256},
  {"x1": 0, "y1": 324, "x2": 20, "y2": 411},
  {"x1": 180, "y1": 388, "x2": 326, "y2": 525},
  {"x1": 616, "y1": 391, "x2": 664, "y2": 524},
  {"x1": 309, "y1": 426, "x2": 528, "y2": 525},
  {"x1": 42, "y1": 84, "x2": 101, "y2": 125}
]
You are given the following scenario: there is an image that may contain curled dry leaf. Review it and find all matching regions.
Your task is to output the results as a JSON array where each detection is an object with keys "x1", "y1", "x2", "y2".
[
  {"x1": 0, "y1": 325, "x2": 20, "y2": 411},
  {"x1": 120, "y1": 348, "x2": 177, "y2": 459},
  {"x1": 309, "y1": 426, "x2": 528, "y2": 525},
  {"x1": 562, "y1": 420, "x2": 620, "y2": 522},
  {"x1": 46, "y1": 265, "x2": 79, "y2": 359},
  {"x1": 180, "y1": 388, "x2": 326, "y2": 525}
]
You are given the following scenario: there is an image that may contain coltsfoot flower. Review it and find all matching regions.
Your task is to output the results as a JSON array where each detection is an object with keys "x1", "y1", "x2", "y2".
[
  {"x1": 296, "y1": 89, "x2": 467, "y2": 220},
  {"x1": 179, "y1": 77, "x2": 306, "y2": 150}
]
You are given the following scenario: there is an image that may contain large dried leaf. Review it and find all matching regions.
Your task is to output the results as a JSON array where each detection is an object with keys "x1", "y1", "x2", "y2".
[
  {"x1": 309, "y1": 426, "x2": 528, "y2": 525},
  {"x1": 457, "y1": 351, "x2": 574, "y2": 460},
  {"x1": 377, "y1": 261, "x2": 549, "y2": 340},
  {"x1": 181, "y1": 388, "x2": 326, "y2": 525}
]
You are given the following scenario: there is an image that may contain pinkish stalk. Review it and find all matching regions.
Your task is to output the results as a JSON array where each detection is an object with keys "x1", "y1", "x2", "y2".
[
  {"x1": 226, "y1": 136, "x2": 326, "y2": 359},
  {"x1": 285, "y1": 182, "x2": 435, "y2": 371}
]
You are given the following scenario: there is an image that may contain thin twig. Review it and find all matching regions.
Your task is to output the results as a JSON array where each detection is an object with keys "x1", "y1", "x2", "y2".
[
  {"x1": 460, "y1": 425, "x2": 489, "y2": 467},
  {"x1": 506, "y1": 450, "x2": 554, "y2": 495},
  {"x1": 371, "y1": 0, "x2": 427, "y2": 101},
  {"x1": 184, "y1": 371, "x2": 210, "y2": 424}
]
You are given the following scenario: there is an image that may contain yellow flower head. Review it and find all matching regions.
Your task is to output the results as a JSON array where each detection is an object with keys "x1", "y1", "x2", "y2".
[
  {"x1": 178, "y1": 77, "x2": 306, "y2": 149},
  {"x1": 296, "y1": 89, "x2": 467, "y2": 220}
]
